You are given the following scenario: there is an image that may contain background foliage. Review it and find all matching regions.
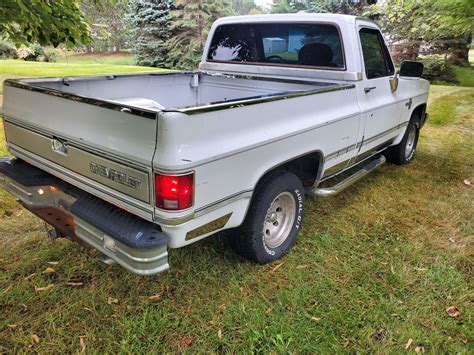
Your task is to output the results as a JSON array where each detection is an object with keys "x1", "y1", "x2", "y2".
[
  {"x1": 0, "y1": 0, "x2": 90, "y2": 47},
  {"x1": 1, "y1": 0, "x2": 472, "y2": 74}
]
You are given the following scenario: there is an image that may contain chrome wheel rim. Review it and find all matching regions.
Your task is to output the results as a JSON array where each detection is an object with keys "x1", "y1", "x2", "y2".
[
  {"x1": 263, "y1": 192, "x2": 296, "y2": 249},
  {"x1": 405, "y1": 125, "x2": 417, "y2": 159}
]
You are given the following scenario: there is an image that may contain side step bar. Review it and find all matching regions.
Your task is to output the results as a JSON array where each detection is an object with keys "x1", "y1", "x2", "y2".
[{"x1": 309, "y1": 155, "x2": 386, "y2": 197}]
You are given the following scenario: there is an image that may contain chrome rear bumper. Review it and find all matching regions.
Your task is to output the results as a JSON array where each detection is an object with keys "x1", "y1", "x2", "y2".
[{"x1": 0, "y1": 158, "x2": 169, "y2": 276}]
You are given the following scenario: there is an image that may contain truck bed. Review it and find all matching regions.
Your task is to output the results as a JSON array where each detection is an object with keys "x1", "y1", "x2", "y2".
[
  {"x1": 2, "y1": 71, "x2": 354, "y2": 222},
  {"x1": 5, "y1": 72, "x2": 345, "y2": 114}
]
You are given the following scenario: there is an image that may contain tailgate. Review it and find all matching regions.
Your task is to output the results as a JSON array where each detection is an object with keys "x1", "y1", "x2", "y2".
[{"x1": 3, "y1": 82, "x2": 158, "y2": 216}]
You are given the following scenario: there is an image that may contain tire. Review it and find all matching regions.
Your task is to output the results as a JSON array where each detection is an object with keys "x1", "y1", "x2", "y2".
[
  {"x1": 226, "y1": 171, "x2": 304, "y2": 264},
  {"x1": 385, "y1": 118, "x2": 420, "y2": 165}
]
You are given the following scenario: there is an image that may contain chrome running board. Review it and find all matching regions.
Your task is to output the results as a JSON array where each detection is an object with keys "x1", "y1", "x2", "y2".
[{"x1": 309, "y1": 155, "x2": 386, "y2": 197}]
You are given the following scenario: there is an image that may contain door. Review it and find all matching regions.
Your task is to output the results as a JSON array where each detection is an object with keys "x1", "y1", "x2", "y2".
[{"x1": 354, "y1": 25, "x2": 403, "y2": 162}]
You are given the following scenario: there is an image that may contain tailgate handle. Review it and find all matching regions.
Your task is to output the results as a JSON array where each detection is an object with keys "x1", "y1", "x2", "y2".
[{"x1": 51, "y1": 138, "x2": 68, "y2": 155}]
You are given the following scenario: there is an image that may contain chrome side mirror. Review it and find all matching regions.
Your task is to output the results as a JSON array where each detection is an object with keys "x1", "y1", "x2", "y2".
[{"x1": 389, "y1": 72, "x2": 399, "y2": 92}]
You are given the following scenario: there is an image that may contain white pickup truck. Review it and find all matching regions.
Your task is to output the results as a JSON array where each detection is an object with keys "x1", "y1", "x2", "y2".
[{"x1": 1, "y1": 14, "x2": 429, "y2": 275}]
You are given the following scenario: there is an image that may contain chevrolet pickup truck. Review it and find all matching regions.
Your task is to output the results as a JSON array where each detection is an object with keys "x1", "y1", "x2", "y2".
[{"x1": 0, "y1": 14, "x2": 429, "y2": 275}]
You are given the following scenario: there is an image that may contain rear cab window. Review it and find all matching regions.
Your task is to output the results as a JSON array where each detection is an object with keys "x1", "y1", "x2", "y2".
[
  {"x1": 207, "y1": 22, "x2": 345, "y2": 70},
  {"x1": 359, "y1": 27, "x2": 395, "y2": 79}
]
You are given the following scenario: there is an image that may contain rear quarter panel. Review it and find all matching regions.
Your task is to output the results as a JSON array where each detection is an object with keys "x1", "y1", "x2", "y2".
[{"x1": 153, "y1": 86, "x2": 361, "y2": 229}]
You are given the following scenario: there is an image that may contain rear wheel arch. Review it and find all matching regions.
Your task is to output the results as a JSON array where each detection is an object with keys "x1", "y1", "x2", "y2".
[{"x1": 252, "y1": 150, "x2": 324, "y2": 193}]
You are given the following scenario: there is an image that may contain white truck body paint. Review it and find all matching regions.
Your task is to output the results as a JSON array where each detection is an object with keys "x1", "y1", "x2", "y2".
[{"x1": 1, "y1": 14, "x2": 429, "y2": 259}]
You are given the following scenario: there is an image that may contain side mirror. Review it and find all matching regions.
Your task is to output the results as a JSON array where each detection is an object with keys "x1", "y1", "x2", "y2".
[
  {"x1": 399, "y1": 61, "x2": 424, "y2": 78},
  {"x1": 389, "y1": 72, "x2": 399, "y2": 92}
]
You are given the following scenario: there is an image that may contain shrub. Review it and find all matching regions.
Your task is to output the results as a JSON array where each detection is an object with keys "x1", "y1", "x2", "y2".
[
  {"x1": 0, "y1": 41, "x2": 18, "y2": 59},
  {"x1": 17, "y1": 44, "x2": 45, "y2": 61},
  {"x1": 16, "y1": 47, "x2": 33, "y2": 60},
  {"x1": 41, "y1": 48, "x2": 57, "y2": 62},
  {"x1": 419, "y1": 56, "x2": 459, "y2": 84}
]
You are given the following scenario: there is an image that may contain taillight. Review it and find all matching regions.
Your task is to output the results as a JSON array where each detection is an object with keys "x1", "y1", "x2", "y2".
[{"x1": 155, "y1": 173, "x2": 194, "y2": 210}]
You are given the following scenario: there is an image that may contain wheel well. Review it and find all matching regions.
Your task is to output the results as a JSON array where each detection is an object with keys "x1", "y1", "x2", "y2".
[
  {"x1": 256, "y1": 151, "x2": 323, "y2": 190},
  {"x1": 411, "y1": 104, "x2": 426, "y2": 124}
]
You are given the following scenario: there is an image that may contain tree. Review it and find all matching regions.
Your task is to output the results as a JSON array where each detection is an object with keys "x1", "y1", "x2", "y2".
[
  {"x1": 270, "y1": 0, "x2": 306, "y2": 14},
  {"x1": 231, "y1": 0, "x2": 262, "y2": 15},
  {"x1": 307, "y1": 0, "x2": 374, "y2": 15},
  {"x1": 270, "y1": 0, "x2": 376, "y2": 15},
  {"x1": 81, "y1": 0, "x2": 129, "y2": 52},
  {"x1": 127, "y1": 0, "x2": 174, "y2": 68},
  {"x1": 365, "y1": 0, "x2": 473, "y2": 66},
  {"x1": 168, "y1": 0, "x2": 231, "y2": 70},
  {"x1": 0, "y1": 0, "x2": 90, "y2": 47}
]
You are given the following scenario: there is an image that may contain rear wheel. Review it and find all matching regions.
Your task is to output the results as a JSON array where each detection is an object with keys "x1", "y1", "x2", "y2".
[
  {"x1": 226, "y1": 171, "x2": 304, "y2": 264},
  {"x1": 385, "y1": 118, "x2": 420, "y2": 165}
]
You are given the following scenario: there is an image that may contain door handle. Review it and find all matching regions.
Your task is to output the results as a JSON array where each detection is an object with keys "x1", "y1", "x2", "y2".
[{"x1": 364, "y1": 86, "x2": 377, "y2": 93}]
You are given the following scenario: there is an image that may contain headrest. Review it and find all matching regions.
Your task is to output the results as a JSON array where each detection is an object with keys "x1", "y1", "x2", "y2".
[{"x1": 298, "y1": 43, "x2": 334, "y2": 67}]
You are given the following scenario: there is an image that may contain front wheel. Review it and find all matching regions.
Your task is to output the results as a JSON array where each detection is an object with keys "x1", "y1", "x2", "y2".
[
  {"x1": 385, "y1": 119, "x2": 420, "y2": 165},
  {"x1": 226, "y1": 171, "x2": 304, "y2": 264}
]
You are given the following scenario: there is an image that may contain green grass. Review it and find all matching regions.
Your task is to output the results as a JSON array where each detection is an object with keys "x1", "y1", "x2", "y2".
[
  {"x1": 453, "y1": 66, "x2": 474, "y2": 87},
  {"x1": 0, "y1": 58, "x2": 166, "y2": 96},
  {"x1": 429, "y1": 88, "x2": 474, "y2": 125},
  {"x1": 0, "y1": 60, "x2": 473, "y2": 352},
  {"x1": 55, "y1": 51, "x2": 137, "y2": 65}
]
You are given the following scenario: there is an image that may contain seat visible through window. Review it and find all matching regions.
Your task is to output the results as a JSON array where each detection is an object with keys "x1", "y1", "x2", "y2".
[{"x1": 298, "y1": 43, "x2": 334, "y2": 67}]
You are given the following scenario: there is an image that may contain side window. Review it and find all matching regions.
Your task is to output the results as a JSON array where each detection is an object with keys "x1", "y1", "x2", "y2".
[{"x1": 359, "y1": 28, "x2": 394, "y2": 79}]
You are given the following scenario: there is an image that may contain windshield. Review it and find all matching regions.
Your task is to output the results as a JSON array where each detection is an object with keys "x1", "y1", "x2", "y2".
[{"x1": 207, "y1": 22, "x2": 345, "y2": 70}]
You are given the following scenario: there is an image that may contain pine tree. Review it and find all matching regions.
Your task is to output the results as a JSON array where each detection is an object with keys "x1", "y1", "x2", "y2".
[
  {"x1": 167, "y1": 0, "x2": 231, "y2": 70},
  {"x1": 127, "y1": 0, "x2": 174, "y2": 68}
]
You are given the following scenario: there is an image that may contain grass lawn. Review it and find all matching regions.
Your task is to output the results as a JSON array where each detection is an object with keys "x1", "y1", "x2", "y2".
[
  {"x1": 55, "y1": 51, "x2": 137, "y2": 66},
  {"x1": 0, "y1": 57, "x2": 473, "y2": 352},
  {"x1": 0, "y1": 56, "x2": 166, "y2": 99}
]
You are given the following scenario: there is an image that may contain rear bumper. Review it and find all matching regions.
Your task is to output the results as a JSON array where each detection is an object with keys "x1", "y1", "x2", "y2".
[{"x1": 0, "y1": 158, "x2": 170, "y2": 276}]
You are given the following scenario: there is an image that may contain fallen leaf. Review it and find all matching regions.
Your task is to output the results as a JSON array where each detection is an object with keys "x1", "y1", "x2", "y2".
[
  {"x1": 107, "y1": 297, "x2": 118, "y2": 305},
  {"x1": 391, "y1": 313, "x2": 400, "y2": 317},
  {"x1": 35, "y1": 284, "x2": 54, "y2": 292},
  {"x1": 47, "y1": 261, "x2": 59, "y2": 265},
  {"x1": 461, "y1": 337, "x2": 468, "y2": 344},
  {"x1": 31, "y1": 334, "x2": 40, "y2": 344},
  {"x1": 64, "y1": 282, "x2": 84, "y2": 287},
  {"x1": 42, "y1": 267, "x2": 56, "y2": 274},
  {"x1": 311, "y1": 316, "x2": 321, "y2": 321},
  {"x1": 271, "y1": 262, "x2": 284, "y2": 273},
  {"x1": 415, "y1": 346, "x2": 425, "y2": 353},
  {"x1": 24, "y1": 273, "x2": 37, "y2": 281},
  {"x1": 79, "y1": 336, "x2": 86, "y2": 353},
  {"x1": 218, "y1": 329, "x2": 222, "y2": 339},
  {"x1": 209, "y1": 320, "x2": 215, "y2": 326},
  {"x1": 448, "y1": 237, "x2": 455, "y2": 243},
  {"x1": 463, "y1": 179, "x2": 472, "y2": 186},
  {"x1": 445, "y1": 306, "x2": 461, "y2": 317},
  {"x1": 405, "y1": 338, "x2": 413, "y2": 349},
  {"x1": 7, "y1": 324, "x2": 17, "y2": 329},
  {"x1": 177, "y1": 336, "x2": 193, "y2": 347},
  {"x1": 148, "y1": 293, "x2": 162, "y2": 302}
]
